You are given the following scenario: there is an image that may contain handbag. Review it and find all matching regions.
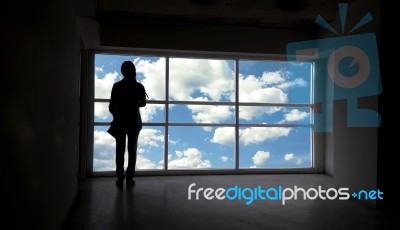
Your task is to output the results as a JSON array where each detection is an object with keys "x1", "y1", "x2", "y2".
[
  {"x1": 139, "y1": 91, "x2": 148, "y2": 107},
  {"x1": 107, "y1": 123, "x2": 119, "y2": 138}
]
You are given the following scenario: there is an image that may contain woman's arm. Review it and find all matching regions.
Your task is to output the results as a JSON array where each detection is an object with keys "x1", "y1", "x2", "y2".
[{"x1": 109, "y1": 84, "x2": 117, "y2": 115}]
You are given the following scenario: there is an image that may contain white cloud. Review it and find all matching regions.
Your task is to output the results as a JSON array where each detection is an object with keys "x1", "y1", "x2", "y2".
[
  {"x1": 284, "y1": 153, "x2": 303, "y2": 165},
  {"x1": 93, "y1": 158, "x2": 115, "y2": 171},
  {"x1": 135, "y1": 58, "x2": 236, "y2": 124},
  {"x1": 239, "y1": 106, "x2": 282, "y2": 121},
  {"x1": 95, "y1": 71, "x2": 119, "y2": 98},
  {"x1": 168, "y1": 138, "x2": 178, "y2": 145},
  {"x1": 93, "y1": 129, "x2": 166, "y2": 171},
  {"x1": 93, "y1": 130, "x2": 116, "y2": 171},
  {"x1": 138, "y1": 128, "x2": 164, "y2": 149},
  {"x1": 95, "y1": 102, "x2": 111, "y2": 120},
  {"x1": 168, "y1": 58, "x2": 234, "y2": 101},
  {"x1": 261, "y1": 71, "x2": 286, "y2": 84},
  {"x1": 220, "y1": 156, "x2": 229, "y2": 162},
  {"x1": 284, "y1": 153, "x2": 295, "y2": 161},
  {"x1": 93, "y1": 130, "x2": 115, "y2": 160},
  {"x1": 137, "y1": 147, "x2": 146, "y2": 154},
  {"x1": 238, "y1": 73, "x2": 288, "y2": 121},
  {"x1": 283, "y1": 109, "x2": 309, "y2": 122},
  {"x1": 238, "y1": 74, "x2": 288, "y2": 103},
  {"x1": 277, "y1": 78, "x2": 307, "y2": 90},
  {"x1": 140, "y1": 104, "x2": 164, "y2": 122},
  {"x1": 210, "y1": 127, "x2": 235, "y2": 145},
  {"x1": 94, "y1": 130, "x2": 115, "y2": 147},
  {"x1": 252, "y1": 151, "x2": 270, "y2": 166},
  {"x1": 135, "y1": 58, "x2": 166, "y2": 100},
  {"x1": 136, "y1": 58, "x2": 235, "y2": 102},
  {"x1": 240, "y1": 127, "x2": 291, "y2": 145},
  {"x1": 133, "y1": 58, "x2": 167, "y2": 122},
  {"x1": 168, "y1": 148, "x2": 212, "y2": 169},
  {"x1": 176, "y1": 150, "x2": 183, "y2": 159},
  {"x1": 188, "y1": 104, "x2": 234, "y2": 124},
  {"x1": 95, "y1": 66, "x2": 104, "y2": 72},
  {"x1": 136, "y1": 155, "x2": 158, "y2": 170},
  {"x1": 211, "y1": 126, "x2": 291, "y2": 146}
]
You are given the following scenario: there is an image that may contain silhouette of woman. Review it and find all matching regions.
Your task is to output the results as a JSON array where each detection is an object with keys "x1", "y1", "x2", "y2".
[{"x1": 108, "y1": 61, "x2": 147, "y2": 188}]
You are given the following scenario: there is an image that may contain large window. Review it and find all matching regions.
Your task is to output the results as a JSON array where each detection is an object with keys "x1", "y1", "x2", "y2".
[{"x1": 92, "y1": 53, "x2": 314, "y2": 173}]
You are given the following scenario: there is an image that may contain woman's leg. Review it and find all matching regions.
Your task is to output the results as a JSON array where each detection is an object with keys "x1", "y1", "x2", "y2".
[
  {"x1": 126, "y1": 131, "x2": 139, "y2": 181},
  {"x1": 115, "y1": 133, "x2": 126, "y2": 182}
]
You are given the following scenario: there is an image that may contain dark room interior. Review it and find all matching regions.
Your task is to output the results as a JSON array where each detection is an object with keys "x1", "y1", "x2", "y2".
[{"x1": 2, "y1": 0, "x2": 396, "y2": 229}]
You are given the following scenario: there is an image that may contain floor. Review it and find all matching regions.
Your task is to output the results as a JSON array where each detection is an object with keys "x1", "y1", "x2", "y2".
[{"x1": 62, "y1": 174, "x2": 396, "y2": 230}]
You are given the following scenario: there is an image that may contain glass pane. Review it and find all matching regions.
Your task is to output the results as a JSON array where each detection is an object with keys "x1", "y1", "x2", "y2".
[
  {"x1": 136, "y1": 57, "x2": 166, "y2": 101},
  {"x1": 94, "y1": 102, "x2": 112, "y2": 122},
  {"x1": 93, "y1": 126, "x2": 165, "y2": 172},
  {"x1": 168, "y1": 126, "x2": 235, "y2": 169},
  {"x1": 95, "y1": 54, "x2": 165, "y2": 100},
  {"x1": 169, "y1": 104, "x2": 235, "y2": 124},
  {"x1": 137, "y1": 126, "x2": 165, "y2": 170},
  {"x1": 169, "y1": 58, "x2": 235, "y2": 102},
  {"x1": 239, "y1": 60, "x2": 312, "y2": 104},
  {"x1": 239, "y1": 106, "x2": 312, "y2": 125},
  {"x1": 140, "y1": 104, "x2": 165, "y2": 123},
  {"x1": 95, "y1": 103, "x2": 164, "y2": 123},
  {"x1": 239, "y1": 127, "x2": 311, "y2": 169},
  {"x1": 93, "y1": 126, "x2": 116, "y2": 172}
]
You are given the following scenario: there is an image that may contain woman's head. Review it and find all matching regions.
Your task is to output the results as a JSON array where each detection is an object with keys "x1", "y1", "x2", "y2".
[{"x1": 121, "y1": 61, "x2": 136, "y2": 79}]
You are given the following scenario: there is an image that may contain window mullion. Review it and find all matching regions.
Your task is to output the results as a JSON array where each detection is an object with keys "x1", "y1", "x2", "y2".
[
  {"x1": 235, "y1": 59, "x2": 240, "y2": 171},
  {"x1": 164, "y1": 56, "x2": 169, "y2": 171}
]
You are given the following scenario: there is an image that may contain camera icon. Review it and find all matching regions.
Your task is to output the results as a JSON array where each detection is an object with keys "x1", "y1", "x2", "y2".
[{"x1": 287, "y1": 33, "x2": 381, "y2": 132}]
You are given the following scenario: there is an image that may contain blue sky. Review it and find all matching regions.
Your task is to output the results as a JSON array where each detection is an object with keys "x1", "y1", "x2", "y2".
[{"x1": 93, "y1": 54, "x2": 313, "y2": 171}]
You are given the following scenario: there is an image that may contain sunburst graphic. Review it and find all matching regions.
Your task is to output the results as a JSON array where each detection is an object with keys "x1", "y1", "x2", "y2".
[{"x1": 315, "y1": 3, "x2": 374, "y2": 35}]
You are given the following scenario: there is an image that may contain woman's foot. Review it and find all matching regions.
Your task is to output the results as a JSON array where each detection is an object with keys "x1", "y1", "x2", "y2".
[
  {"x1": 116, "y1": 179, "x2": 124, "y2": 188},
  {"x1": 126, "y1": 179, "x2": 135, "y2": 187}
]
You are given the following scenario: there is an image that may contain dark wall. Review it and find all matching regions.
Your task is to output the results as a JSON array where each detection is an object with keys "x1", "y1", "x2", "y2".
[
  {"x1": 377, "y1": 0, "x2": 394, "y2": 212},
  {"x1": 2, "y1": 0, "x2": 81, "y2": 228},
  {"x1": 317, "y1": 0, "x2": 380, "y2": 205}
]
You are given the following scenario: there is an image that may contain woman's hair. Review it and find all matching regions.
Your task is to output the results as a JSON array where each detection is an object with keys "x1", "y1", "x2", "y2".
[{"x1": 121, "y1": 61, "x2": 136, "y2": 78}]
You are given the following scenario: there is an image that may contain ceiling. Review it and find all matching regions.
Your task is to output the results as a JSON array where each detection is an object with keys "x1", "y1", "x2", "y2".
[
  {"x1": 73, "y1": 0, "x2": 365, "y2": 49},
  {"x1": 96, "y1": 0, "x2": 347, "y2": 30}
]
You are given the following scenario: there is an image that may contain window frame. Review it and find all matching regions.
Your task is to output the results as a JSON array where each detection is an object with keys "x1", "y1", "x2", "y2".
[{"x1": 86, "y1": 49, "x2": 319, "y2": 176}]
